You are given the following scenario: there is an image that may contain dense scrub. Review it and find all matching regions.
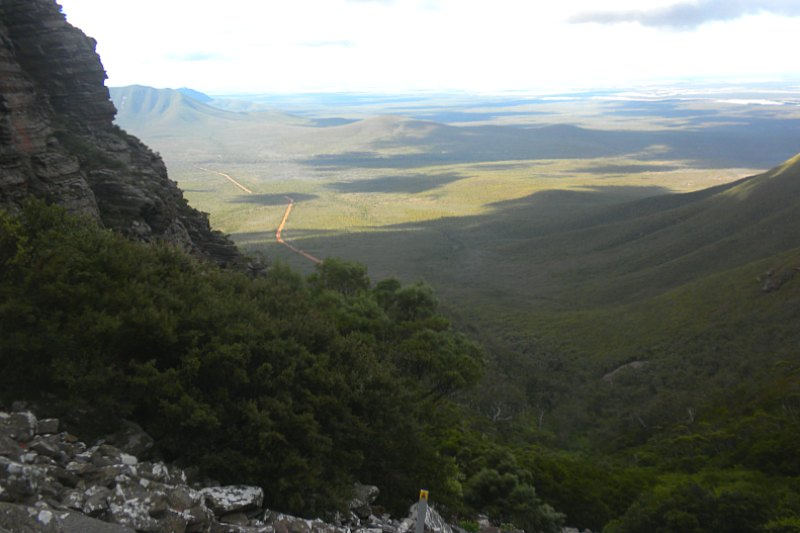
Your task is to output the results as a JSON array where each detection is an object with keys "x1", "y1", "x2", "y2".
[
  {"x1": 458, "y1": 246, "x2": 800, "y2": 530},
  {"x1": 5, "y1": 202, "x2": 800, "y2": 532},
  {"x1": 0, "y1": 202, "x2": 486, "y2": 518},
  {"x1": 0, "y1": 202, "x2": 566, "y2": 531}
]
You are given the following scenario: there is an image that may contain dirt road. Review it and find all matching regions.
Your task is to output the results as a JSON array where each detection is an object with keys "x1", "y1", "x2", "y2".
[
  {"x1": 276, "y1": 196, "x2": 322, "y2": 264},
  {"x1": 197, "y1": 167, "x2": 254, "y2": 194},
  {"x1": 197, "y1": 168, "x2": 322, "y2": 265}
]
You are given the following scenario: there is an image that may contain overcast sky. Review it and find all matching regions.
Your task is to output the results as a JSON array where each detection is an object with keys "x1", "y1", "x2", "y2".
[{"x1": 56, "y1": 0, "x2": 800, "y2": 94}]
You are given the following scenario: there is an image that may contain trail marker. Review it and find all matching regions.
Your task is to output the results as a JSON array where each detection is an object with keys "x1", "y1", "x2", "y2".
[{"x1": 416, "y1": 489, "x2": 429, "y2": 533}]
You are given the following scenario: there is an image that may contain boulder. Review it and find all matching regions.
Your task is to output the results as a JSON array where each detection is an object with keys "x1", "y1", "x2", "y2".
[
  {"x1": 105, "y1": 422, "x2": 155, "y2": 459},
  {"x1": 0, "y1": 456, "x2": 42, "y2": 499},
  {"x1": 61, "y1": 489, "x2": 85, "y2": 511},
  {"x1": 36, "y1": 419, "x2": 60, "y2": 436},
  {"x1": 200, "y1": 485, "x2": 265, "y2": 516},
  {"x1": 1, "y1": 411, "x2": 37, "y2": 443},
  {"x1": 106, "y1": 496, "x2": 162, "y2": 531},
  {"x1": 264, "y1": 511, "x2": 349, "y2": 533},
  {"x1": 0, "y1": 502, "x2": 59, "y2": 533},
  {"x1": 0, "y1": 502, "x2": 135, "y2": 532},
  {"x1": 46, "y1": 465, "x2": 79, "y2": 488},
  {"x1": 220, "y1": 512, "x2": 250, "y2": 526},
  {"x1": 0, "y1": 435, "x2": 22, "y2": 461},
  {"x1": 350, "y1": 483, "x2": 380, "y2": 519},
  {"x1": 59, "y1": 510, "x2": 136, "y2": 532},
  {"x1": 209, "y1": 522, "x2": 270, "y2": 533},
  {"x1": 137, "y1": 461, "x2": 186, "y2": 485},
  {"x1": 82, "y1": 486, "x2": 112, "y2": 517},
  {"x1": 86, "y1": 463, "x2": 138, "y2": 488},
  {"x1": 29, "y1": 435, "x2": 65, "y2": 460},
  {"x1": 183, "y1": 503, "x2": 215, "y2": 532},
  {"x1": 164, "y1": 485, "x2": 203, "y2": 511}
]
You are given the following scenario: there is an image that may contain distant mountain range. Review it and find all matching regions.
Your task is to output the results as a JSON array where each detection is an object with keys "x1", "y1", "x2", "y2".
[
  {"x1": 109, "y1": 85, "x2": 444, "y2": 163},
  {"x1": 110, "y1": 85, "x2": 800, "y2": 170},
  {"x1": 111, "y1": 85, "x2": 256, "y2": 131}
]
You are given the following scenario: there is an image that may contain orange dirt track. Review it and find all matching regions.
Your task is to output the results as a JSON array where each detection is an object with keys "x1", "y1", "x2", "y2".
[{"x1": 198, "y1": 167, "x2": 322, "y2": 265}]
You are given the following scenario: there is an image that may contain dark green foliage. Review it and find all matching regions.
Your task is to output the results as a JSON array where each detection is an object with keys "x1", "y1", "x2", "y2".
[
  {"x1": 309, "y1": 257, "x2": 371, "y2": 296},
  {"x1": 513, "y1": 448, "x2": 650, "y2": 531},
  {"x1": 6, "y1": 201, "x2": 800, "y2": 531},
  {"x1": 463, "y1": 467, "x2": 563, "y2": 533},
  {"x1": 603, "y1": 471, "x2": 800, "y2": 533},
  {"x1": 0, "y1": 201, "x2": 484, "y2": 517}
]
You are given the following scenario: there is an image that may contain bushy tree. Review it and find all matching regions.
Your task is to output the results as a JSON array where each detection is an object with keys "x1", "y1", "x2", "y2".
[
  {"x1": 0, "y1": 202, "x2": 485, "y2": 516},
  {"x1": 463, "y1": 451, "x2": 564, "y2": 533}
]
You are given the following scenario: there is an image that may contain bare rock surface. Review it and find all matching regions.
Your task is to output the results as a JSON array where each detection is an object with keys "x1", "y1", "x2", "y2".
[
  {"x1": 200, "y1": 486, "x2": 265, "y2": 516},
  {"x1": 0, "y1": 406, "x2": 472, "y2": 533},
  {"x1": 0, "y1": 405, "x2": 535, "y2": 533},
  {"x1": 0, "y1": 0, "x2": 240, "y2": 266},
  {"x1": 0, "y1": 502, "x2": 134, "y2": 532}
]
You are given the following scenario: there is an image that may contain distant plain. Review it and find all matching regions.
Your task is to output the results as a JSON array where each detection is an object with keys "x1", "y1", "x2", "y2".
[
  {"x1": 112, "y1": 84, "x2": 800, "y2": 294},
  {"x1": 112, "y1": 82, "x2": 800, "y2": 444}
]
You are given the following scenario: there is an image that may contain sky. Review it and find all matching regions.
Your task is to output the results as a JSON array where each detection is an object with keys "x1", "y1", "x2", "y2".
[{"x1": 56, "y1": 0, "x2": 800, "y2": 95}]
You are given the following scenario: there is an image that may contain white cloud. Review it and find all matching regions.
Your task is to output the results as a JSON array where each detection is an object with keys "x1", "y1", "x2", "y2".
[
  {"x1": 571, "y1": 0, "x2": 800, "y2": 29},
  {"x1": 57, "y1": 0, "x2": 800, "y2": 93}
]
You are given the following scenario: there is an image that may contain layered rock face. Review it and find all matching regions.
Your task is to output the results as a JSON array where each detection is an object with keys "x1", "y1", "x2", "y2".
[{"x1": 0, "y1": 0, "x2": 239, "y2": 265}]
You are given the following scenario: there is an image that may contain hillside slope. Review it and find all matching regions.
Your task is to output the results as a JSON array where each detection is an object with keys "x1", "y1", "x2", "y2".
[
  {"x1": 507, "y1": 151, "x2": 800, "y2": 305},
  {"x1": 111, "y1": 85, "x2": 252, "y2": 131}
]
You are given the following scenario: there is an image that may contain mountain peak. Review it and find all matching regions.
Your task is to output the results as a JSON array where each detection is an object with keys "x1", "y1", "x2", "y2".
[{"x1": 177, "y1": 87, "x2": 213, "y2": 103}]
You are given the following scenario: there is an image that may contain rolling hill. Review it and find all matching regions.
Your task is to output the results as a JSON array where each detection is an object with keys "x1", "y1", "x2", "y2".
[
  {"x1": 491, "y1": 149, "x2": 800, "y2": 305},
  {"x1": 111, "y1": 84, "x2": 253, "y2": 131}
]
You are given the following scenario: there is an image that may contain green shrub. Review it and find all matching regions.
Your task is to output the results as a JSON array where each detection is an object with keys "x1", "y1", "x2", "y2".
[{"x1": 0, "y1": 201, "x2": 484, "y2": 516}]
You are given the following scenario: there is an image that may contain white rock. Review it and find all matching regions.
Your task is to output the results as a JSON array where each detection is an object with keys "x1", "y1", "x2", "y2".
[
  {"x1": 199, "y1": 485, "x2": 264, "y2": 515},
  {"x1": 37, "y1": 509, "x2": 53, "y2": 525},
  {"x1": 120, "y1": 453, "x2": 138, "y2": 466}
]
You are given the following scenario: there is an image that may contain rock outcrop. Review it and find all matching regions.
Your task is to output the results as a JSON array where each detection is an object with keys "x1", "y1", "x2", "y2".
[
  {"x1": 0, "y1": 407, "x2": 473, "y2": 533},
  {"x1": 0, "y1": 0, "x2": 239, "y2": 265}
]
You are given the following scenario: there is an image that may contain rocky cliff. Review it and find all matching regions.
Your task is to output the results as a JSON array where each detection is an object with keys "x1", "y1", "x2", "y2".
[{"x1": 0, "y1": 0, "x2": 239, "y2": 265}]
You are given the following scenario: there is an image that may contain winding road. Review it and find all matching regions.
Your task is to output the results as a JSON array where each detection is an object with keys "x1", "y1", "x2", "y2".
[
  {"x1": 198, "y1": 167, "x2": 322, "y2": 265},
  {"x1": 275, "y1": 196, "x2": 322, "y2": 264}
]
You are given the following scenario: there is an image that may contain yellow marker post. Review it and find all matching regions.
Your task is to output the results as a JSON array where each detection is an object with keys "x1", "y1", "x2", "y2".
[{"x1": 416, "y1": 489, "x2": 429, "y2": 533}]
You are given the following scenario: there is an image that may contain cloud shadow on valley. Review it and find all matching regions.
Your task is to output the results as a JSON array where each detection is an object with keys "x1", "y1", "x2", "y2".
[
  {"x1": 327, "y1": 172, "x2": 465, "y2": 194},
  {"x1": 573, "y1": 164, "x2": 683, "y2": 174},
  {"x1": 299, "y1": 118, "x2": 800, "y2": 172},
  {"x1": 232, "y1": 193, "x2": 318, "y2": 206}
]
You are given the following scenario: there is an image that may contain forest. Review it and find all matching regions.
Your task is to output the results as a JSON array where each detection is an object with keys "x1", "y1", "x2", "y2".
[{"x1": 3, "y1": 201, "x2": 800, "y2": 532}]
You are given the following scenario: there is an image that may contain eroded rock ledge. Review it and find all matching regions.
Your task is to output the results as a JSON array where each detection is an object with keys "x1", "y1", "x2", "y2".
[{"x1": 0, "y1": 0, "x2": 239, "y2": 265}]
